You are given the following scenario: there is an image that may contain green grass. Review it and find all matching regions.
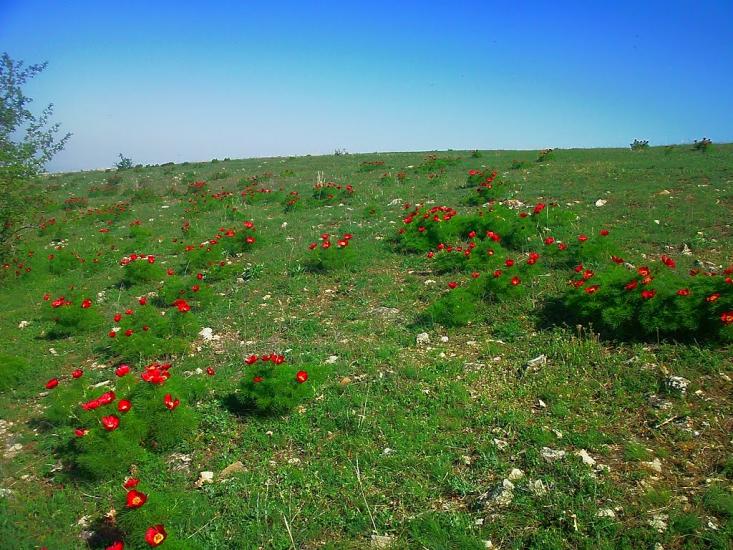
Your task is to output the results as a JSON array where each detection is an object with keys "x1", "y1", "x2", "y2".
[{"x1": 0, "y1": 145, "x2": 732, "y2": 549}]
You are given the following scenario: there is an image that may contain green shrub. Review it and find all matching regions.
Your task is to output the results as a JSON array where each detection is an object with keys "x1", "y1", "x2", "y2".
[
  {"x1": 302, "y1": 232, "x2": 358, "y2": 272},
  {"x1": 312, "y1": 182, "x2": 354, "y2": 204},
  {"x1": 42, "y1": 294, "x2": 104, "y2": 338},
  {"x1": 120, "y1": 254, "x2": 165, "y2": 286},
  {"x1": 0, "y1": 354, "x2": 31, "y2": 392},
  {"x1": 630, "y1": 139, "x2": 650, "y2": 151},
  {"x1": 238, "y1": 355, "x2": 319, "y2": 414}
]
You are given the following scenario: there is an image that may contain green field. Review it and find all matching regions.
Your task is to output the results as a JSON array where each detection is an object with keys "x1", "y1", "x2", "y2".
[{"x1": 1, "y1": 145, "x2": 731, "y2": 549}]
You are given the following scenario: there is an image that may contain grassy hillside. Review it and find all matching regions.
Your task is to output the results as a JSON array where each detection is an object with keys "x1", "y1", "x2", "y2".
[{"x1": 0, "y1": 144, "x2": 731, "y2": 549}]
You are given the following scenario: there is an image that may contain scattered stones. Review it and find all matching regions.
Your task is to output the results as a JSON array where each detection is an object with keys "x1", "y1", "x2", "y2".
[
  {"x1": 339, "y1": 377, "x2": 351, "y2": 386},
  {"x1": 595, "y1": 199, "x2": 607, "y2": 207},
  {"x1": 493, "y1": 438, "x2": 508, "y2": 450},
  {"x1": 526, "y1": 354, "x2": 547, "y2": 369},
  {"x1": 508, "y1": 468, "x2": 525, "y2": 481},
  {"x1": 371, "y1": 534, "x2": 395, "y2": 548},
  {"x1": 4, "y1": 443, "x2": 23, "y2": 458},
  {"x1": 18, "y1": 320, "x2": 30, "y2": 329},
  {"x1": 576, "y1": 449, "x2": 596, "y2": 467},
  {"x1": 541, "y1": 447, "x2": 566, "y2": 462},
  {"x1": 485, "y1": 479, "x2": 514, "y2": 507},
  {"x1": 440, "y1": 335, "x2": 449, "y2": 343},
  {"x1": 528, "y1": 479, "x2": 548, "y2": 496},
  {"x1": 382, "y1": 448, "x2": 394, "y2": 456},
  {"x1": 198, "y1": 327, "x2": 215, "y2": 340},
  {"x1": 325, "y1": 355, "x2": 339, "y2": 364},
  {"x1": 642, "y1": 458, "x2": 663, "y2": 474},
  {"x1": 596, "y1": 508, "x2": 616, "y2": 518},
  {"x1": 167, "y1": 453, "x2": 192, "y2": 472},
  {"x1": 648, "y1": 513, "x2": 668, "y2": 532},
  {"x1": 416, "y1": 332, "x2": 430, "y2": 346},
  {"x1": 195, "y1": 471, "x2": 214, "y2": 487},
  {"x1": 219, "y1": 461, "x2": 246, "y2": 478},
  {"x1": 647, "y1": 394, "x2": 673, "y2": 410},
  {"x1": 371, "y1": 306, "x2": 400, "y2": 317},
  {"x1": 665, "y1": 375, "x2": 690, "y2": 396}
]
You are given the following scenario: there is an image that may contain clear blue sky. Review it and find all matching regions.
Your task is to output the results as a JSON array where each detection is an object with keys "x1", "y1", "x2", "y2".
[{"x1": 2, "y1": 0, "x2": 732, "y2": 172}]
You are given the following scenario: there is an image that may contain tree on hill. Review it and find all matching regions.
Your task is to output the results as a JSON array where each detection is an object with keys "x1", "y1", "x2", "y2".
[{"x1": 0, "y1": 52, "x2": 71, "y2": 258}]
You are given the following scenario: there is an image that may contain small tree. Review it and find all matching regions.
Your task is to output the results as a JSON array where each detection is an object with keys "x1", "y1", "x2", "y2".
[
  {"x1": 0, "y1": 53, "x2": 70, "y2": 258},
  {"x1": 115, "y1": 153, "x2": 133, "y2": 170}
]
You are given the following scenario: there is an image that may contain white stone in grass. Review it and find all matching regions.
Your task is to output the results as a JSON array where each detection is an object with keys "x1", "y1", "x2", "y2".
[
  {"x1": 195, "y1": 471, "x2": 214, "y2": 487},
  {"x1": 424, "y1": 279, "x2": 436, "y2": 285},
  {"x1": 508, "y1": 468, "x2": 525, "y2": 481},
  {"x1": 325, "y1": 356, "x2": 339, "y2": 364},
  {"x1": 371, "y1": 534, "x2": 394, "y2": 548},
  {"x1": 416, "y1": 332, "x2": 430, "y2": 346},
  {"x1": 541, "y1": 447, "x2": 566, "y2": 461},
  {"x1": 440, "y1": 336, "x2": 449, "y2": 343},
  {"x1": 526, "y1": 354, "x2": 547, "y2": 368},
  {"x1": 643, "y1": 458, "x2": 663, "y2": 473},
  {"x1": 198, "y1": 327, "x2": 214, "y2": 341},
  {"x1": 576, "y1": 449, "x2": 596, "y2": 467},
  {"x1": 596, "y1": 508, "x2": 616, "y2": 518},
  {"x1": 664, "y1": 375, "x2": 690, "y2": 395},
  {"x1": 648, "y1": 513, "x2": 668, "y2": 532},
  {"x1": 594, "y1": 199, "x2": 607, "y2": 207},
  {"x1": 529, "y1": 479, "x2": 548, "y2": 496},
  {"x1": 18, "y1": 320, "x2": 30, "y2": 329},
  {"x1": 493, "y1": 438, "x2": 508, "y2": 450}
]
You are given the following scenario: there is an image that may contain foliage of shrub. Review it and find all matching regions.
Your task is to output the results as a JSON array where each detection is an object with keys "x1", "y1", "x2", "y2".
[
  {"x1": 303, "y1": 233, "x2": 358, "y2": 272},
  {"x1": 357, "y1": 160, "x2": 385, "y2": 172},
  {"x1": 413, "y1": 154, "x2": 460, "y2": 174},
  {"x1": 537, "y1": 148, "x2": 554, "y2": 162},
  {"x1": 238, "y1": 354, "x2": 317, "y2": 414},
  {"x1": 312, "y1": 181, "x2": 354, "y2": 204},
  {"x1": 62, "y1": 196, "x2": 88, "y2": 210},
  {"x1": 120, "y1": 254, "x2": 165, "y2": 286},
  {"x1": 42, "y1": 294, "x2": 104, "y2": 338},
  {"x1": 0, "y1": 354, "x2": 31, "y2": 392},
  {"x1": 630, "y1": 139, "x2": 650, "y2": 151},
  {"x1": 693, "y1": 137, "x2": 712, "y2": 152}
]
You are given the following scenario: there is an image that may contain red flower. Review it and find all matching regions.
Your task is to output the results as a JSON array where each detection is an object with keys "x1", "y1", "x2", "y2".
[
  {"x1": 71, "y1": 369, "x2": 83, "y2": 379},
  {"x1": 123, "y1": 478, "x2": 139, "y2": 489},
  {"x1": 51, "y1": 297, "x2": 65, "y2": 308},
  {"x1": 145, "y1": 525, "x2": 167, "y2": 547},
  {"x1": 308, "y1": 242, "x2": 317, "y2": 250},
  {"x1": 337, "y1": 240, "x2": 348, "y2": 247},
  {"x1": 574, "y1": 264, "x2": 584, "y2": 273},
  {"x1": 641, "y1": 289, "x2": 656, "y2": 299},
  {"x1": 661, "y1": 255, "x2": 676, "y2": 268},
  {"x1": 81, "y1": 298, "x2": 92, "y2": 309},
  {"x1": 45, "y1": 378, "x2": 59, "y2": 389},
  {"x1": 611, "y1": 256, "x2": 624, "y2": 264},
  {"x1": 114, "y1": 313, "x2": 122, "y2": 322},
  {"x1": 721, "y1": 311, "x2": 733, "y2": 325},
  {"x1": 206, "y1": 367, "x2": 215, "y2": 376},
  {"x1": 245, "y1": 236, "x2": 255, "y2": 245},
  {"x1": 585, "y1": 285, "x2": 600, "y2": 294},
  {"x1": 471, "y1": 272, "x2": 480, "y2": 279},
  {"x1": 577, "y1": 234, "x2": 588, "y2": 242},
  {"x1": 625, "y1": 279, "x2": 638, "y2": 291},
  {"x1": 296, "y1": 370, "x2": 308, "y2": 383},
  {"x1": 139, "y1": 296, "x2": 147, "y2": 305},
  {"x1": 468, "y1": 230, "x2": 476, "y2": 238},
  {"x1": 97, "y1": 391, "x2": 116, "y2": 405},
  {"x1": 124, "y1": 329, "x2": 133, "y2": 337},
  {"x1": 510, "y1": 276, "x2": 521, "y2": 286},
  {"x1": 192, "y1": 284, "x2": 200, "y2": 292},
  {"x1": 164, "y1": 393, "x2": 180, "y2": 411},
  {"x1": 253, "y1": 376, "x2": 263, "y2": 383},
  {"x1": 493, "y1": 269, "x2": 503, "y2": 278},
  {"x1": 126, "y1": 489, "x2": 147, "y2": 509},
  {"x1": 676, "y1": 288, "x2": 690, "y2": 296},
  {"x1": 637, "y1": 266, "x2": 651, "y2": 277},
  {"x1": 147, "y1": 255, "x2": 155, "y2": 264},
  {"x1": 599, "y1": 229, "x2": 609, "y2": 236},
  {"x1": 321, "y1": 241, "x2": 331, "y2": 249},
  {"x1": 272, "y1": 354, "x2": 285, "y2": 365},
  {"x1": 245, "y1": 354, "x2": 258, "y2": 365},
  {"x1": 75, "y1": 428, "x2": 88, "y2": 437},
  {"x1": 118, "y1": 399, "x2": 132, "y2": 413},
  {"x1": 447, "y1": 281, "x2": 457, "y2": 289},
  {"x1": 706, "y1": 293, "x2": 720, "y2": 303},
  {"x1": 101, "y1": 415, "x2": 120, "y2": 431},
  {"x1": 173, "y1": 299, "x2": 191, "y2": 312},
  {"x1": 116, "y1": 364, "x2": 131, "y2": 377},
  {"x1": 544, "y1": 237, "x2": 555, "y2": 245},
  {"x1": 557, "y1": 243, "x2": 567, "y2": 251},
  {"x1": 261, "y1": 354, "x2": 271, "y2": 362},
  {"x1": 533, "y1": 203, "x2": 546, "y2": 215},
  {"x1": 505, "y1": 259, "x2": 515, "y2": 267},
  {"x1": 426, "y1": 251, "x2": 434, "y2": 259},
  {"x1": 196, "y1": 273, "x2": 204, "y2": 280},
  {"x1": 106, "y1": 541, "x2": 124, "y2": 550},
  {"x1": 167, "y1": 268, "x2": 175, "y2": 276},
  {"x1": 417, "y1": 226, "x2": 426, "y2": 233}
]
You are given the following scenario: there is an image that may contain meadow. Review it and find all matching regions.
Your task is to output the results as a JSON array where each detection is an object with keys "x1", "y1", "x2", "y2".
[{"x1": 0, "y1": 144, "x2": 731, "y2": 549}]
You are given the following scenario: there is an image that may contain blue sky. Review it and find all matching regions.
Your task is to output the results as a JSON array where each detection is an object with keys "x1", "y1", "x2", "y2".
[{"x1": 1, "y1": 0, "x2": 732, "y2": 171}]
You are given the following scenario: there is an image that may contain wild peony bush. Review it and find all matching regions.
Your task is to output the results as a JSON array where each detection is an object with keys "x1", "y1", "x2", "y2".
[
  {"x1": 303, "y1": 232, "x2": 358, "y2": 272},
  {"x1": 312, "y1": 181, "x2": 354, "y2": 204},
  {"x1": 557, "y1": 258, "x2": 733, "y2": 341},
  {"x1": 42, "y1": 294, "x2": 104, "y2": 338},
  {"x1": 157, "y1": 273, "x2": 213, "y2": 309},
  {"x1": 120, "y1": 254, "x2": 165, "y2": 286},
  {"x1": 43, "y1": 360, "x2": 204, "y2": 479},
  {"x1": 238, "y1": 354, "x2": 318, "y2": 414}
]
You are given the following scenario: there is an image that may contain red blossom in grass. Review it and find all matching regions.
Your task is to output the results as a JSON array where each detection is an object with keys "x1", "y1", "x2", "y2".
[
  {"x1": 426, "y1": 251, "x2": 435, "y2": 259},
  {"x1": 71, "y1": 369, "x2": 83, "y2": 379},
  {"x1": 486, "y1": 231, "x2": 501, "y2": 242},
  {"x1": 505, "y1": 259, "x2": 515, "y2": 267},
  {"x1": 141, "y1": 363, "x2": 171, "y2": 384},
  {"x1": 641, "y1": 289, "x2": 656, "y2": 299},
  {"x1": 147, "y1": 255, "x2": 155, "y2": 264},
  {"x1": 599, "y1": 229, "x2": 609, "y2": 236},
  {"x1": 527, "y1": 252, "x2": 539, "y2": 265},
  {"x1": 272, "y1": 354, "x2": 285, "y2": 365},
  {"x1": 206, "y1": 367, "x2": 215, "y2": 376},
  {"x1": 45, "y1": 378, "x2": 58, "y2": 389},
  {"x1": 510, "y1": 276, "x2": 521, "y2": 286},
  {"x1": 574, "y1": 264, "x2": 584, "y2": 273},
  {"x1": 533, "y1": 203, "x2": 546, "y2": 215},
  {"x1": 625, "y1": 280, "x2": 638, "y2": 291},
  {"x1": 118, "y1": 399, "x2": 131, "y2": 413},
  {"x1": 253, "y1": 376, "x2": 263, "y2": 383},
  {"x1": 337, "y1": 240, "x2": 348, "y2": 248},
  {"x1": 245, "y1": 354, "x2": 258, "y2": 365},
  {"x1": 106, "y1": 541, "x2": 124, "y2": 550},
  {"x1": 471, "y1": 272, "x2": 480, "y2": 279},
  {"x1": 577, "y1": 234, "x2": 588, "y2": 242},
  {"x1": 101, "y1": 415, "x2": 120, "y2": 431},
  {"x1": 75, "y1": 428, "x2": 88, "y2": 437},
  {"x1": 661, "y1": 255, "x2": 676, "y2": 268},
  {"x1": 192, "y1": 284, "x2": 200, "y2": 292},
  {"x1": 544, "y1": 237, "x2": 555, "y2": 245},
  {"x1": 261, "y1": 354, "x2": 271, "y2": 362},
  {"x1": 115, "y1": 364, "x2": 131, "y2": 377},
  {"x1": 245, "y1": 236, "x2": 255, "y2": 245},
  {"x1": 164, "y1": 393, "x2": 180, "y2": 411},
  {"x1": 557, "y1": 242, "x2": 568, "y2": 251},
  {"x1": 706, "y1": 293, "x2": 720, "y2": 303},
  {"x1": 585, "y1": 285, "x2": 600, "y2": 294},
  {"x1": 721, "y1": 312, "x2": 733, "y2": 325},
  {"x1": 468, "y1": 230, "x2": 477, "y2": 238},
  {"x1": 81, "y1": 298, "x2": 92, "y2": 309},
  {"x1": 308, "y1": 242, "x2": 317, "y2": 250},
  {"x1": 51, "y1": 297, "x2": 66, "y2": 308},
  {"x1": 167, "y1": 268, "x2": 175, "y2": 276},
  {"x1": 417, "y1": 226, "x2": 426, "y2": 233},
  {"x1": 43, "y1": 293, "x2": 50, "y2": 301},
  {"x1": 139, "y1": 296, "x2": 147, "y2": 305},
  {"x1": 113, "y1": 313, "x2": 122, "y2": 322},
  {"x1": 99, "y1": 228, "x2": 109, "y2": 233},
  {"x1": 677, "y1": 289, "x2": 690, "y2": 296},
  {"x1": 519, "y1": 212, "x2": 528, "y2": 218},
  {"x1": 321, "y1": 240, "x2": 331, "y2": 249},
  {"x1": 493, "y1": 269, "x2": 503, "y2": 278},
  {"x1": 124, "y1": 329, "x2": 133, "y2": 337},
  {"x1": 637, "y1": 266, "x2": 651, "y2": 277},
  {"x1": 296, "y1": 370, "x2": 308, "y2": 383},
  {"x1": 571, "y1": 279, "x2": 585, "y2": 288},
  {"x1": 583, "y1": 270, "x2": 594, "y2": 280},
  {"x1": 447, "y1": 281, "x2": 458, "y2": 289},
  {"x1": 173, "y1": 299, "x2": 191, "y2": 312},
  {"x1": 145, "y1": 525, "x2": 167, "y2": 547},
  {"x1": 126, "y1": 489, "x2": 147, "y2": 509},
  {"x1": 123, "y1": 478, "x2": 139, "y2": 489},
  {"x1": 196, "y1": 273, "x2": 204, "y2": 280},
  {"x1": 611, "y1": 256, "x2": 624, "y2": 264}
]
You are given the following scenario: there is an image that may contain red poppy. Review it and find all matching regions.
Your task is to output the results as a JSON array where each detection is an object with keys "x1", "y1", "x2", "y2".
[
  {"x1": 261, "y1": 354, "x2": 272, "y2": 362},
  {"x1": 124, "y1": 329, "x2": 133, "y2": 337},
  {"x1": 116, "y1": 364, "x2": 131, "y2": 377},
  {"x1": 533, "y1": 203, "x2": 546, "y2": 215},
  {"x1": 721, "y1": 312, "x2": 733, "y2": 325},
  {"x1": 123, "y1": 478, "x2": 140, "y2": 489},
  {"x1": 164, "y1": 393, "x2": 180, "y2": 411},
  {"x1": 114, "y1": 313, "x2": 122, "y2": 322},
  {"x1": 206, "y1": 367, "x2": 215, "y2": 376},
  {"x1": 706, "y1": 293, "x2": 720, "y2": 303},
  {"x1": 272, "y1": 354, "x2": 285, "y2": 365},
  {"x1": 447, "y1": 281, "x2": 458, "y2": 289},
  {"x1": 661, "y1": 255, "x2": 676, "y2": 268},
  {"x1": 75, "y1": 428, "x2": 88, "y2": 437},
  {"x1": 118, "y1": 399, "x2": 131, "y2": 413},
  {"x1": 71, "y1": 369, "x2": 84, "y2": 379},
  {"x1": 101, "y1": 415, "x2": 120, "y2": 431},
  {"x1": 417, "y1": 226, "x2": 426, "y2": 233},
  {"x1": 510, "y1": 276, "x2": 521, "y2": 286},
  {"x1": 471, "y1": 272, "x2": 480, "y2": 279},
  {"x1": 147, "y1": 255, "x2": 156, "y2": 264},
  {"x1": 145, "y1": 525, "x2": 167, "y2": 547},
  {"x1": 308, "y1": 242, "x2": 317, "y2": 250},
  {"x1": 167, "y1": 268, "x2": 175, "y2": 276},
  {"x1": 611, "y1": 256, "x2": 624, "y2": 264},
  {"x1": 45, "y1": 378, "x2": 59, "y2": 389},
  {"x1": 574, "y1": 264, "x2": 584, "y2": 273},
  {"x1": 196, "y1": 273, "x2": 204, "y2": 280},
  {"x1": 585, "y1": 285, "x2": 600, "y2": 294},
  {"x1": 253, "y1": 376, "x2": 264, "y2": 383},
  {"x1": 544, "y1": 237, "x2": 555, "y2": 245},
  {"x1": 676, "y1": 289, "x2": 690, "y2": 296},
  {"x1": 126, "y1": 489, "x2": 147, "y2": 509},
  {"x1": 296, "y1": 370, "x2": 308, "y2": 383},
  {"x1": 577, "y1": 234, "x2": 588, "y2": 242},
  {"x1": 173, "y1": 299, "x2": 191, "y2": 312},
  {"x1": 493, "y1": 269, "x2": 503, "y2": 278},
  {"x1": 192, "y1": 284, "x2": 200, "y2": 292},
  {"x1": 139, "y1": 296, "x2": 148, "y2": 305},
  {"x1": 641, "y1": 289, "x2": 656, "y2": 300},
  {"x1": 519, "y1": 212, "x2": 528, "y2": 218},
  {"x1": 141, "y1": 363, "x2": 171, "y2": 384},
  {"x1": 245, "y1": 354, "x2": 258, "y2": 365},
  {"x1": 583, "y1": 270, "x2": 594, "y2": 280},
  {"x1": 337, "y1": 240, "x2": 348, "y2": 247},
  {"x1": 51, "y1": 297, "x2": 66, "y2": 308},
  {"x1": 599, "y1": 229, "x2": 609, "y2": 236},
  {"x1": 81, "y1": 298, "x2": 92, "y2": 309},
  {"x1": 106, "y1": 541, "x2": 124, "y2": 550},
  {"x1": 468, "y1": 230, "x2": 476, "y2": 238},
  {"x1": 505, "y1": 259, "x2": 515, "y2": 267},
  {"x1": 321, "y1": 241, "x2": 331, "y2": 249},
  {"x1": 426, "y1": 251, "x2": 434, "y2": 259},
  {"x1": 625, "y1": 279, "x2": 638, "y2": 291},
  {"x1": 43, "y1": 293, "x2": 50, "y2": 301},
  {"x1": 557, "y1": 243, "x2": 567, "y2": 251},
  {"x1": 637, "y1": 266, "x2": 651, "y2": 277}
]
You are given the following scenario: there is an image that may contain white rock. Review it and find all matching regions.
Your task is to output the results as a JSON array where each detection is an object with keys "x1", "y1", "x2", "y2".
[
  {"x1": 416, "y1": 332, "x2": 430, "y2": 346},
  {"x1": 424, "y1": 279, "x2": 436, "y2": 285},
  {"x1": 387, "y1": 198, "x2": 403, "y2": 206},
  {"x1": 493, "y1": 438, "x2": 508, "y2": 450},
  {"x1": 440, "y1": 336, "x2": 449, "y2": 343},
  {"x1": 281, "y1": 222, "x2": 287, "y2": 229},
  {"x1": 648, "y1": 513, "x2": 668, "y2": 532},
  {"x1": 643, "y1": 458, "x2": 663, "y2": 473},
  {"x1": 576, "y1": 449, "x2": 596, "y2": 466},
  {"x1": 198, "y1": 327, "x2": 214, "y2": 340},
  {"x1": 508, "y1": 468, "x2": 525, "y2": 481},
  {"x1": 529, "y1": 479, "x2": 548, "y2": 496},
  {"x1": 18, "y1": 320, "x2": 30, "y2": 329},
  {"x1": 325, "y1": 356, "x2": 339, "y2": 364},
  {"x1": 597, "y1": 508, "x2": 616, "y2": 518},
  {"x1": 541, "y1": 447, "x2": 566, "y2": 461},
  {"x1": 195, "y1": 471, "x2": 214, "y2": 487},
  {"x1": 595, "y1": 199, "x2": 607, "y2": 207},
  {"x1": 665, "y1": 375, "x2": 690, "y2": 395},
  {"x1": 371, "y1": 534, "x2": 394, "y2": 548}
]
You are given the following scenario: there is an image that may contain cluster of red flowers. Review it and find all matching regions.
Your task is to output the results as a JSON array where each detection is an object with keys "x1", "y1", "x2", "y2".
[
  {"x1": 245, "y1": 353, "x2": 286, "y2": 365},
  {"x1": 104, "y1": 478, "x2": 167, "y2": 548},
  {"x1": 308, "y1": 233, "x2": 353, "y2": 250},
  {"x1": 402, "y1": 205, "x2": 457, "y2": 226},
  {"x1": 141, "y1": 361, "x2": 172, "y2": 384},
  {"x1": 119, "y1": 253, "x2": 156, "y2": 266}
]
